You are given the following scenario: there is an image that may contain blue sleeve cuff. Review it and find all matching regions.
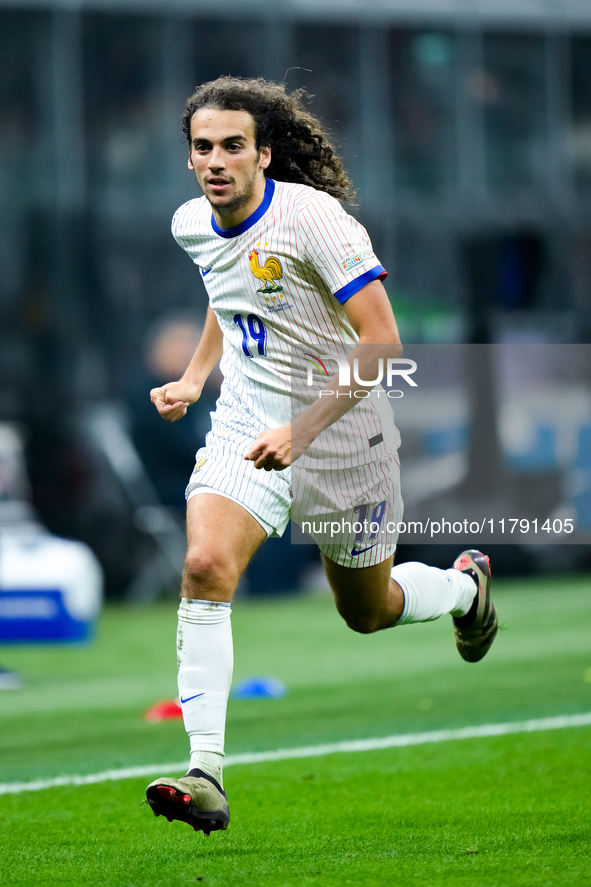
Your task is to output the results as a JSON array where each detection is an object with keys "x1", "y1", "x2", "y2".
[{"x1": 333, "y1": 265, "x2": 387, "y2": 304}]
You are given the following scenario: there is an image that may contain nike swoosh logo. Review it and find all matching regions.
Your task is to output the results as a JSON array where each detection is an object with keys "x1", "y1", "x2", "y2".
[
  {"x1": 350, "y1": 544, "x2": 378, "y2": 557},
  {"x1": 180, "y1": 693, "x2": 204, "y2": 704}
]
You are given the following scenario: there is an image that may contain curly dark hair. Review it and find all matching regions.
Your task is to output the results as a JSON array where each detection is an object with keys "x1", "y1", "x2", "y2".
[{"x1": 182, "y1": 76, "x2": 356, "y2": 204}]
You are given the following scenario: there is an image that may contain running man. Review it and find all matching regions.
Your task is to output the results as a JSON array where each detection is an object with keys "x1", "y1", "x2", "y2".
[{"x1": 146, "y1": 77, "x2": 498, "y2": 835}]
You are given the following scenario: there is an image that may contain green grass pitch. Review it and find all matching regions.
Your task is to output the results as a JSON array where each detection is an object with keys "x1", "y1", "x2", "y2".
[{"x1": 0, "y1": 574, "x2": 590, "y2": 886}]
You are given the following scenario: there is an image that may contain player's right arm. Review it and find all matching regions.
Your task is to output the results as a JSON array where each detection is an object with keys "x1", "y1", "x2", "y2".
[{"x1": 150, "y1": 306, "x2": 223, "y2": 422}]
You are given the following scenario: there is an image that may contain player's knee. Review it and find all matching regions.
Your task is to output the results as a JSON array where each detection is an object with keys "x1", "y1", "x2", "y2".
[{"x1": 183, "y1": 548, "x2": 237, "y2": 597}]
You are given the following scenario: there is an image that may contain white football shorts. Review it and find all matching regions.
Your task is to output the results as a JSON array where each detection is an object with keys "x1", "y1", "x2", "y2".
[
  {"x1": 291, "y1": 454, "x2": 403, "y2": 568},
  {"x1": 186, "y1": 438, "x2": 292, "y2": 538},
  {"x1": 186, "y1": 429, "x2": 402, "y2": 570}
]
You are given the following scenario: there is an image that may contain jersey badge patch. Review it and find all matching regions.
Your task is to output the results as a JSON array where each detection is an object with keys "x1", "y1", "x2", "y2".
[
  {"x1": 249, "y1": 247, "x2": 283, "y2": 294},
  {"x1": 342, "y1": 249, "x2": 374, "y2": 272}
]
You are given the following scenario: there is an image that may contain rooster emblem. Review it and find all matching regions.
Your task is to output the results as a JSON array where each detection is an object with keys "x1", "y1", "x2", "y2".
[{"x1": 248, "y1": 248, "x2": 283, "y2": 293}]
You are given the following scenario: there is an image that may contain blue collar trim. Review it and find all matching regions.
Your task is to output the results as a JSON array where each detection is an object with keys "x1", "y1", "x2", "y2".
[{"x1": 211, "y1": 178, "x2": 275, "y2": 239}]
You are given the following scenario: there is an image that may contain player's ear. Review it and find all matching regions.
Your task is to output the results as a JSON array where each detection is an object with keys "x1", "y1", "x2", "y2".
[
  {"x1": 259, "y1": 146, "x2": 271, "y2": 171},
  {"x1": 188, "y1": 155, "x2": 195, "y2": 171}
]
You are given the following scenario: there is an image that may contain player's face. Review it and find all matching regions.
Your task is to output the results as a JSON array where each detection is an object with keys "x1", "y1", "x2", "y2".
[{"x1": 188, "y1": 108, "x2": 271, "y2": 227}]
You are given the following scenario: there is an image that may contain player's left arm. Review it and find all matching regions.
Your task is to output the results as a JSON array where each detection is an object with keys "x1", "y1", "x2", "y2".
[
  {"x1": 342, "y1": 277, "x2": 402, "y2": 352},
  {"x1": 244, "y1": 278, "x2": 402, "y2": 471}
]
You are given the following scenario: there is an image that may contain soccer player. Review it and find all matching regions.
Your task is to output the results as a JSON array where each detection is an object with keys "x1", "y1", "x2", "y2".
[{"x1": 145, "y1": 77, "x2": 498, "y2": 834}]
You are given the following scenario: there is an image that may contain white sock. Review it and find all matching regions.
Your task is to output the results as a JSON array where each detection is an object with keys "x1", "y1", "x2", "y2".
[
  {"x1": 188, "y1": 750, "x2": 224, "y2": 787},
  {"x1": 177, "y1": 598, "x2": 233, "y2": 788},
  {"x1": 391, "y1": 562, "x2": 476, "y2": 625}
]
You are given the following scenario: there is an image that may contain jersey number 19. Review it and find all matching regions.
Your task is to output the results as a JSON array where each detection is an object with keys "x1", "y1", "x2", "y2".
[{"x1": 233, "y1": 313, "x2": 267, "y2": 358}]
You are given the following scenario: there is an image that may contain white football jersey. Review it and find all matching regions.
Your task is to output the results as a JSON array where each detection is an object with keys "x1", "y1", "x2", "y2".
[{"x1": 172, "y1": 178, "x2": 400, "y2": 468}]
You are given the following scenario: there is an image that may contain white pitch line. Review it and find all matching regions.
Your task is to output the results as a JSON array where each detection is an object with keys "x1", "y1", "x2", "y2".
[{"x1": 1, "y1": 711, "x2": 590, "y2": 797}]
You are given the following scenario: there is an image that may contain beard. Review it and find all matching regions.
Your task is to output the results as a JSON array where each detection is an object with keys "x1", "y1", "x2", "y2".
[{"x1": 207, "y1": 169, "x2": 258, "y2": 219}]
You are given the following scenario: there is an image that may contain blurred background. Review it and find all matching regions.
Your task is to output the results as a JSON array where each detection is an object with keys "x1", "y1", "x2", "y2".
[{"x1": 1, "y1": 0, "x2": 591, "y2": 605}]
